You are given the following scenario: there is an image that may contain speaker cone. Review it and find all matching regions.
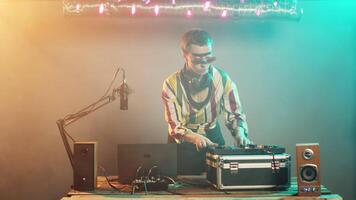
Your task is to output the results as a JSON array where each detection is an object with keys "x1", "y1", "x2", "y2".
[{"x1": 300, "y1": 165, "x2": 318, "y2": 182}]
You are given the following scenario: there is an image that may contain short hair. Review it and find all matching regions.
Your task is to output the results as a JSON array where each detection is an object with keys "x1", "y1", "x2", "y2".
[{"x1": 180, "y1": 29, "x2": 213, "y2": 53}]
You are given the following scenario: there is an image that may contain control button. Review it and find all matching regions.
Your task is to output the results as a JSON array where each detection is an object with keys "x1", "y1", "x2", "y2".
[{"x1": 312, "y1": 187, "x2": 319, "y2": 192}]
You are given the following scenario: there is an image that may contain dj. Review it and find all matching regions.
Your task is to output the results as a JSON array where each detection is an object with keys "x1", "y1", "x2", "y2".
[{"x1": 162, "y1": 29, "x2": 253, "y2": 150}]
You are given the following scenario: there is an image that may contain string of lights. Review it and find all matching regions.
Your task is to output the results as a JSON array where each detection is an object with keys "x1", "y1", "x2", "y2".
[{"x1": 63, "y1": 0, "x2": 302, "y2": 20}]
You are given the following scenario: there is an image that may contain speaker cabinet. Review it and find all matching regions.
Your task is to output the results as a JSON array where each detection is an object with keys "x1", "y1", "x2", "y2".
[
  {"x1": 73, "y1": 142, "x2": 97, "y2": 191},
  {"x1": 296, "y1": 143, "x2": 321, "y2": 196}
]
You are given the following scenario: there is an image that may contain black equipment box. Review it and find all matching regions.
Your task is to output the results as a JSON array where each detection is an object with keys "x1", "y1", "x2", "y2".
[{"x1": 206, "y1": 145, "x2": 291, "y2": 190}]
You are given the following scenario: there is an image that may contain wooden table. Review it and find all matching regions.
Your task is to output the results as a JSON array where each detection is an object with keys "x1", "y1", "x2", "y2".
[{"x1": 61, "y1": 176, "x2": 342, "y2": 200}]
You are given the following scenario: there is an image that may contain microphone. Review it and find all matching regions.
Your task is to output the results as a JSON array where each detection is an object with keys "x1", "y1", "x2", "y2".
[{"x1": 120, "y1": 72, "x2": 128, "y2": 110}]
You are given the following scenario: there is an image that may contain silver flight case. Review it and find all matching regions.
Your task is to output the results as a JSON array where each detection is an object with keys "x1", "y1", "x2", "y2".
[{"x1": 206, "y1": 152, "x2": 291, "y2": 190}]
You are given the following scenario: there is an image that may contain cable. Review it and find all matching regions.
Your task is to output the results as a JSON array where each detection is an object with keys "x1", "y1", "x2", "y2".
[
  {"x1": 98, "y1": 67, "x2": 124, "y2": 101},
  {"x1": 131, "y1": 166, "x2": 144, "y2": 195},
  {"x1": 135, "y1": 166, "x2": 143, "y2": 179},
  {"x1": 162, "y1": 176, "x2": 176, "y2": 184},
  {"x1": 131, "y1": 182, "x2": 136, "y2": 195},
  {"x1": 75, "y1": 67, "x2": 122, "y2": 114},
  {"x1": 98, "y1": 166, "x2": 130, "y2": 192},
  {"x1": 63, "y1": 67, "x2": 124, "y2": 122},
  {"x1": 264, "y1": 146, "x2": 283, "y2": 190},
  {"x1": 60, "y1": 67, "x2": 125, "y2": 149},
  {"x1": 147, "y1": 165, "x2": 158, "y2": 179},
  {"x1": 143, "y1": 180, "x2": 148, "y2": 194}
]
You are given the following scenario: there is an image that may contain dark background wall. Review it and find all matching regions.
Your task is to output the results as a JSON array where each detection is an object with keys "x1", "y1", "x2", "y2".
[{"x1": 0, "y1": 1, "x2": 355, "y2": 199}]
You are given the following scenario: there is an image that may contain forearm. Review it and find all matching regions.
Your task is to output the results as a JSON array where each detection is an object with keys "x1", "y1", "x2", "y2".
[{"x1": 227, "y1": 116, "x2": 248, "y2": 136}]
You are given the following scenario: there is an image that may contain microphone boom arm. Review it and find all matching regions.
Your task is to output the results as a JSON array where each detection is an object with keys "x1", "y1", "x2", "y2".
[{"x1": 56, "y1": 67, "x2": 125, "y2": 170}]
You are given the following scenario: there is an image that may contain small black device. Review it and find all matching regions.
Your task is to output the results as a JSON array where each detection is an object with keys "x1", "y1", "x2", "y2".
[{"x1": 131, "y1": 178, "x2": 170, "y2": 193}]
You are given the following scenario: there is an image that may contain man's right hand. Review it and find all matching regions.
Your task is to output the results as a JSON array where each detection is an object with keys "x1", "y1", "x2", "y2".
[{"x1": 184, "y1": 132, "x2": 218, "y2": 150}]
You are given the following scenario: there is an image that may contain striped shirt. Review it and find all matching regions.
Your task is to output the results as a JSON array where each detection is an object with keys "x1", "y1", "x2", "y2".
[{"x1": 162, "y1": 66, "x2": 248, "y2": 143}]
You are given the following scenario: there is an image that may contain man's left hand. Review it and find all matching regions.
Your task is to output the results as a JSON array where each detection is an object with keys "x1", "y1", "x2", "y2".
[
  {"x1": 236, "y1": 134, "x2": 253, "y2": 146},
  {"x1": 233, "y1": 127, "x2": 253, "y2": 146}
]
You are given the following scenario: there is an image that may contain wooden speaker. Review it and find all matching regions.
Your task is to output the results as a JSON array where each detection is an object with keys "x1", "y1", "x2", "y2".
[
  {"x1": 296, "y1": 143, "x2": 321, "y2": 196},
  {"x1": 73, "y1": 142, "x2": 97, "y2": 191}
]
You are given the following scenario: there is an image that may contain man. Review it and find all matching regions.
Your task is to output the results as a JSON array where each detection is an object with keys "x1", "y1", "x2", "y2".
[{"x1": 162, "y1": 29, "x2": 252, "y2": 150}]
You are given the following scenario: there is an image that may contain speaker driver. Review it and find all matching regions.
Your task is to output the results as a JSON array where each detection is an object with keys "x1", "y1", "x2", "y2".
[
  {"x1": 303, "y1": 149, "x2": 314, "y2": 160},
  {"x1": 300, "y1": 164, "x2": 318, "y2": 182}
]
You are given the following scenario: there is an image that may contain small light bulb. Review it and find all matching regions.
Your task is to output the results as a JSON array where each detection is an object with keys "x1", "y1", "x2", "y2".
[
  {"x1": 221, "y1": 10, "x2": 227, "y2": 18},
  {"x1": 187, "y1": 10, "x2": 192, "y2": 17},
  {"x1": 76, "y1": 3, "x2": 80, "y2": 12},
  {"x1": 256, "y1": 8, "x2": 261, "y2": 16},
  {"x1": 99, "y1": 3, "x2": 105, "y2": 14},
  {"x1": 204, "y1": 1, "x2": 211, "y2": 11},
  {"x1": 131, "y1": 4, "x2": 136, "y2": 15},
  {"x1": 155, "y1": 5, "x2": 159, "y2": 16},
  {"x1": 273, "y1": 1, "x2": 278, "y2": 7}
]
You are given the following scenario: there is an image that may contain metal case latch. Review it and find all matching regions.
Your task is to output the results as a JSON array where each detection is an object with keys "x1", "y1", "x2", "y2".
[
  {"x1": 271, "y1": 160, "x2": 280, "y2": 173},
  {"x1": 229, "y1": 162, "x2": 239, "y2": 174}
]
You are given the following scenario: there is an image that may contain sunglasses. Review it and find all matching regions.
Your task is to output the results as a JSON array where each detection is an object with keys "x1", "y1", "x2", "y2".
[{"x1": 189, "y1": 52, "x2": 217, "y2": 64}]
